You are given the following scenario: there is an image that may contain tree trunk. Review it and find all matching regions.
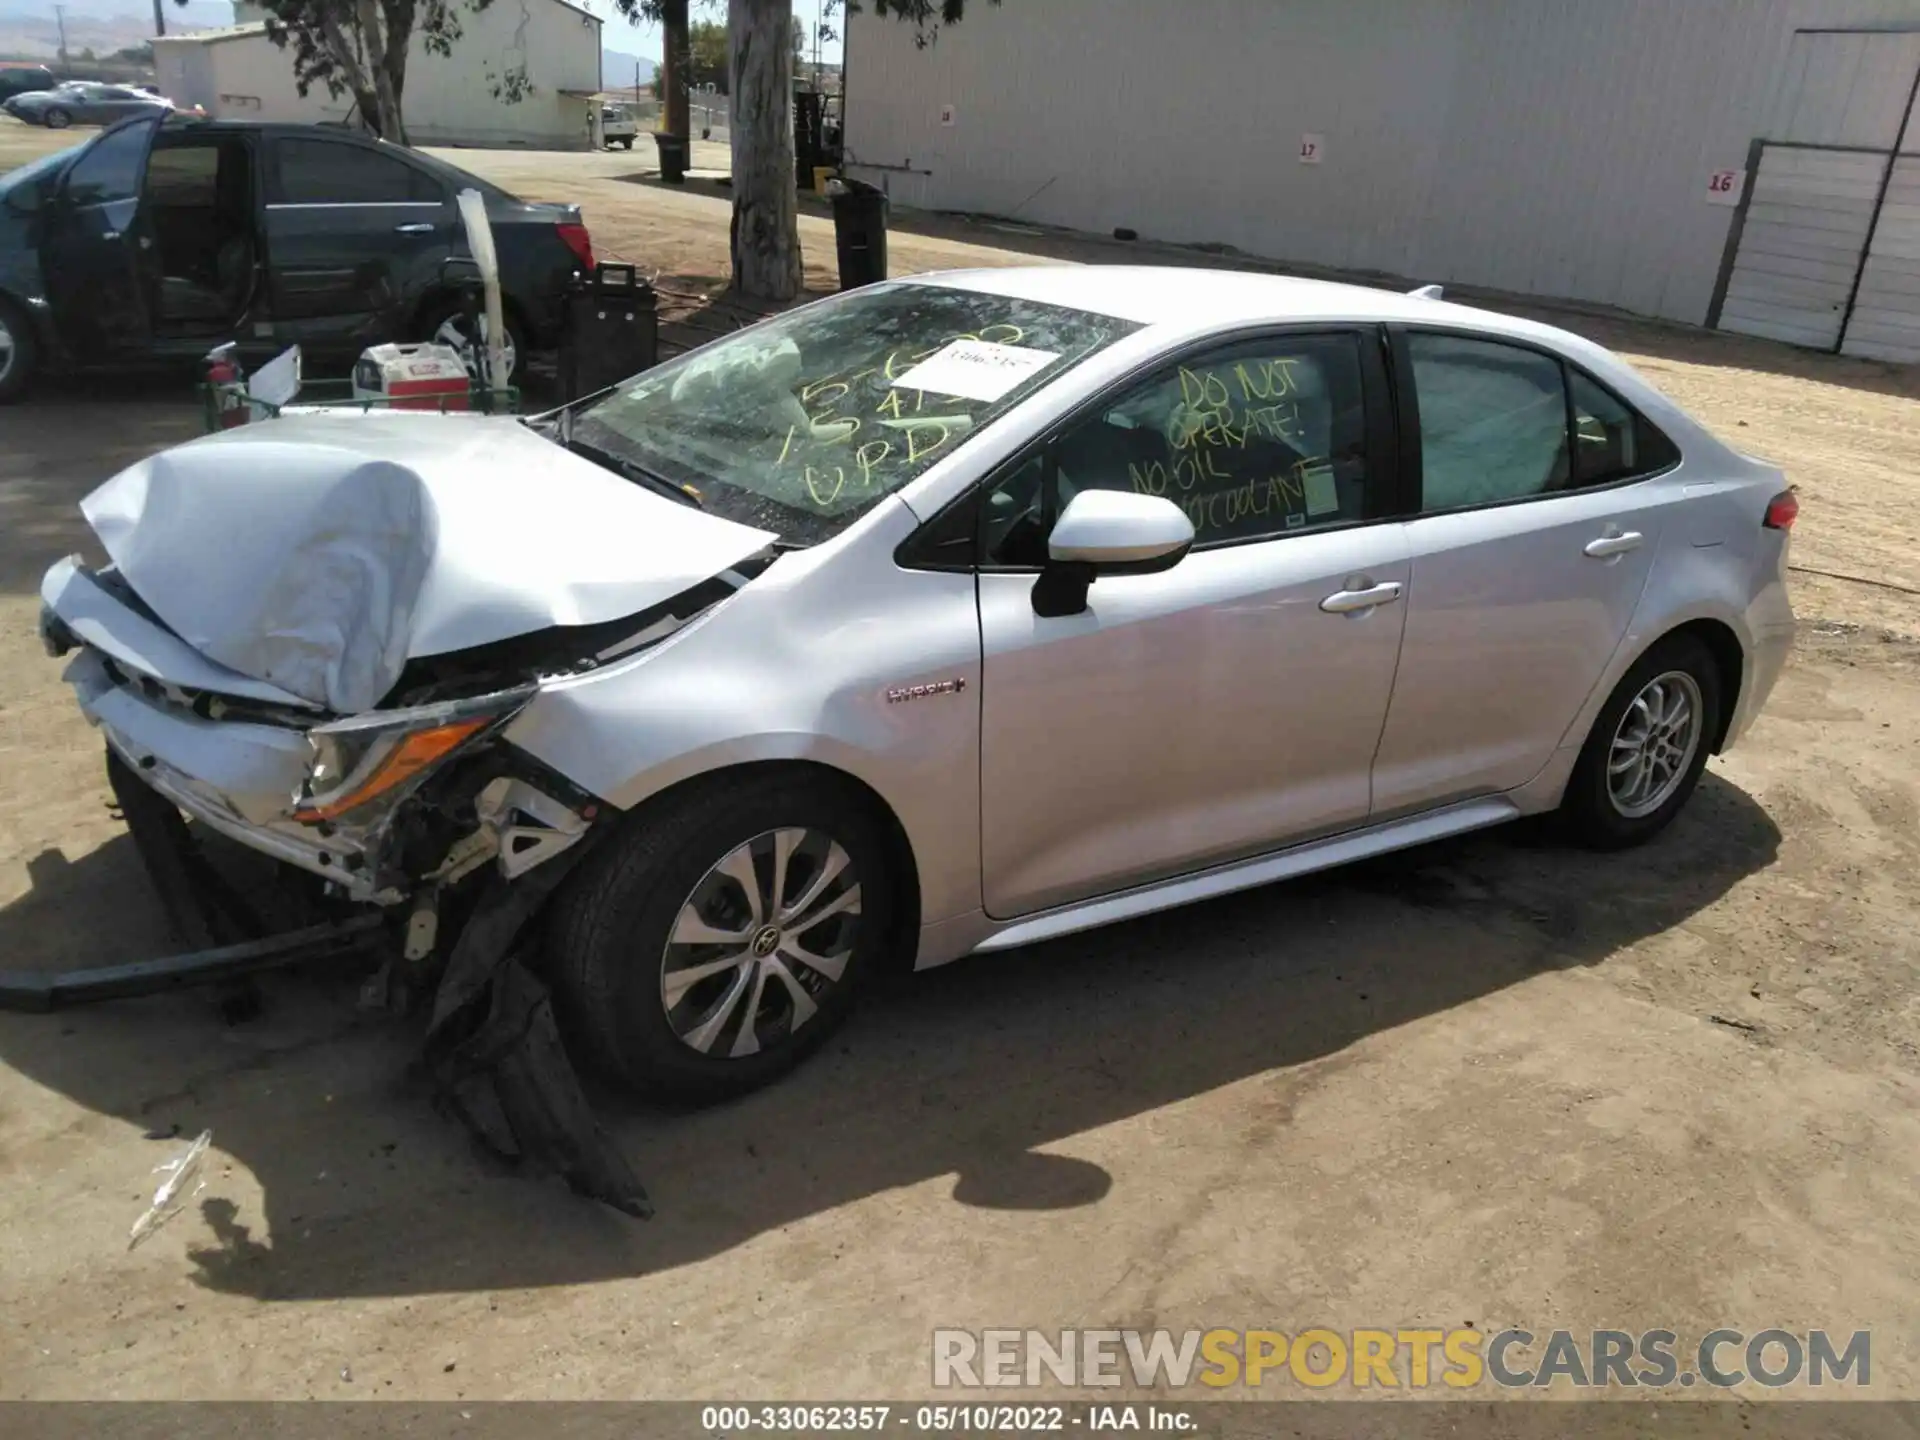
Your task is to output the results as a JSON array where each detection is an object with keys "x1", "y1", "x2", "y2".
[
  {"x1": 314, "y1": 10, "x2": 382, "y2": 138},
  {"x1": 662, "y1": 0, "x2": 689, "y2": 141},
  {"x1": 353, "y1": 0, "x2": 407, "y2": 143},
  {"x1": 728, "y1": 0, "x2": 801, "y2": 301}
]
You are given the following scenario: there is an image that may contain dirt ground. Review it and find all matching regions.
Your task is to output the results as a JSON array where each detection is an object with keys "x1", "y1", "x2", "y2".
[{"x1": 2, "y1": 124, "x2": 1920, "y2": 1404}]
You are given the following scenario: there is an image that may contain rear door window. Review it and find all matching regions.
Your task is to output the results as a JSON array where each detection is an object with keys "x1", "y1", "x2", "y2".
[
  {"x1": 1408, "y1": 333, "x2": 1570, "y2": 512},
  {"x1": 272, "y1": 137, "x2": 440, "y2": 204}
]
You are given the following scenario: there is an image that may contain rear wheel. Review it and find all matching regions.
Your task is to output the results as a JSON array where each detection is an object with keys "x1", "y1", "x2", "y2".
[
  {"x1": 546, "y1": 773, "x2": 894, "y2": 1103},
  {"x1": 0, "y1": 297, "x2": 38, "y2": 403},
  {"x1": 1560, "y1": 634, "x2": 1722, "y2": 850},
  {"x1": 619, "y1": 136, "x2": 634, "y2": 150},
  {"x1": 417, "y1": 298, "x2": 524, "y2": 385}
]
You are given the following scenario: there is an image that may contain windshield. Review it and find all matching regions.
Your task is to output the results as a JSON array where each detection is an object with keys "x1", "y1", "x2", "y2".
[{"x1": 566, "y1": 281, "x2": 1141, "y2": 544}]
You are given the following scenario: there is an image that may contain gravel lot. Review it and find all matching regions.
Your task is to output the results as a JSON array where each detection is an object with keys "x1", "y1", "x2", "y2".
[{"x1": 2, "y1": 122, "x2": 1919, "y2": 1406}]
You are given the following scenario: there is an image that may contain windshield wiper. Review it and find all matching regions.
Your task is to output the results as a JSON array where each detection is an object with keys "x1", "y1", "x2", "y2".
[{"x1": 561, "y1": 436, "x2": 705, "y2": 510}]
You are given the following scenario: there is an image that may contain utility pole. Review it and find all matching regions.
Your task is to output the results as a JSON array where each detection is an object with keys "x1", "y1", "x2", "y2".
[
  {"x1": 152, "y1": 0, "x2": 165, "y2": 37},
  {"x1": 53, "y1": 2, "x2": 69, "y2": 72}
]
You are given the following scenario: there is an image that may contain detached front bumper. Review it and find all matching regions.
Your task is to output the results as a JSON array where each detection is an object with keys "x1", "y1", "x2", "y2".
[
  {"x1": 33, "y1": 598, "x2": 649, "y2": 1216},
  {"x1": 40, "y1": 555, "x2": 394, "y2": 900},
  {"x1": 63, "y1": 648, "x2": 397, "y2": 903}
]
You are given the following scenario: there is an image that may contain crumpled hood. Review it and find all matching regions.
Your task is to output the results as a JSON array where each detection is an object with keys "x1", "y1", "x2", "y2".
[{"x1": 79, "y1": 413, "x2": 777, "y2": 714}]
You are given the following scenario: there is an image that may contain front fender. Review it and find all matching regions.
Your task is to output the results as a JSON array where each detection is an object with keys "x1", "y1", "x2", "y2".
[{"x1": 501, "y1": 504, "x2": 985, "y2": 926}]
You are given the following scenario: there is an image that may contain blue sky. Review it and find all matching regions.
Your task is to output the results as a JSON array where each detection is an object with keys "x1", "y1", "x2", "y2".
[{"x1": 582, "y1": 0, "x2": 845, "y2": 64}]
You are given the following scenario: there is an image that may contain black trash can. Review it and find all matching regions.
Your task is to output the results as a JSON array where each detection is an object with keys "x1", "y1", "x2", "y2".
[
  {"x1": 827, "y1": 177, "x2": 889, "y2": 290},
  {"x1": 653, "y1": 131, "x2": 690, "y2": 185},
  {"x1": 559, "y1": 264, "x2": 659, "y2": 402}
]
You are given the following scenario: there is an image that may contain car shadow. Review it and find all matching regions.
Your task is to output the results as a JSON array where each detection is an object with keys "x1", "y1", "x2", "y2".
[{"x1": 0, "y1": 771, "x2": 1779, "y2": 1301}]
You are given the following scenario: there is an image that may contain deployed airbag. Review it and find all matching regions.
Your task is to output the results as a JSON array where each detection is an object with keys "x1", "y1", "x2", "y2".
[{"x1": 79, "y1": 415, "x2": 777, "y2": 714}]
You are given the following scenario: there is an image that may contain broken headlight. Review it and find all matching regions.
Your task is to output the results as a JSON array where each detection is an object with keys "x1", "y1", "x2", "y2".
[{"x1": 291, "y1": 684, "x2": 537, "y2": 825}]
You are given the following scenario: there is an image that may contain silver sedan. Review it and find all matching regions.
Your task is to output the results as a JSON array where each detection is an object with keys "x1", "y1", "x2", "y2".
[
  {"x1": 4, "y1": 82, "x2": 170, "y2": 128},
  {"x1": 42, "y1": 266, "x2": 1797, "y2": 1105}
]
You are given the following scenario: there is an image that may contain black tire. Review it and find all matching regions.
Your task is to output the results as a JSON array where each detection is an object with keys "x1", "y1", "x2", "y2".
[
  {"x1": 546, "y1": 772, "x2": 895, "y2": 1104},
  {"x1": 1559, "y1": 633, "x2": 1722, "y2": 851},
  {"x1": 415, "y1": 297, "x2": 526, "y2": 385},
  {"x1": 0, "y1": 295, "x2": 38, "y2": 403},
  {"x1": 619, "y1": 136, "x2": 634, "y2": 150},
  {"x1": 43, "y1": 107, "x2": 71, "y2": 129}
]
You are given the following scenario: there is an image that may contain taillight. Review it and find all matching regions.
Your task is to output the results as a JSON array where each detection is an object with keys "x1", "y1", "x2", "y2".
[
  {"x1": 557, "y1": 221, "x2": 594, "y2": 272},
  {"x1": 1763, "y1": 489, "x2": 1799, "y2": 531}
]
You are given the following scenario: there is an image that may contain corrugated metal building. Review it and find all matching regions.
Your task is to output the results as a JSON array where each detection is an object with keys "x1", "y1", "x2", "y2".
[
  {"x1": 842, "y1": 0, "x2": 1920, "y2": 360},
  {"x1": 154, "y1": 0, "x2": 604, "y2": 150}
]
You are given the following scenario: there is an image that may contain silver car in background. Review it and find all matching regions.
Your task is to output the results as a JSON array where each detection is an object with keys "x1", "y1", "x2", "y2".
[
  {"x1": 4, "y1": 82, "x2": 171, "y2": 129},
  {"x1": 40, "y1": 267, "x2": 1797, "y2": 1106}
]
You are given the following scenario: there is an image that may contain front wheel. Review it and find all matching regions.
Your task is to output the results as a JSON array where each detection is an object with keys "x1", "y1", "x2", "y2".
[
  {"x1": 42, "y1": 107, "x2": 71, "y2": 129},
  {"x1": 1559, "y1": 634, "x2": 1722, "y2": 850},
  {"x1": 546, "y1": 774, "x2": 894, "y2": 1103}
]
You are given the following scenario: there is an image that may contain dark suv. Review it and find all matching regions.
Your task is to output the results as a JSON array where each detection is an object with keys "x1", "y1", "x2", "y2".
[
  {"x1": 0, "y1": 114, "x2": 595, "y2": 400},
  {"x1": 0, "y1": 65, "x2": 58, "y2": 104}
]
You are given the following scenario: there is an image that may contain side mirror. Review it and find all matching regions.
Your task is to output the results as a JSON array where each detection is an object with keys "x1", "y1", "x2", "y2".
[
  {"x1": 3, "y1": 184, "x2": 42, "y2": 216},
  {"x1": 1032, "y1": 490, "x2": 1195, "y2": 618}
]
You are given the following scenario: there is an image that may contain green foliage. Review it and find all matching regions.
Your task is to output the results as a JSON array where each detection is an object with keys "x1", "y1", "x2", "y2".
[{"x1": 688, "y1": 18, "x2": 727, "y2": 92}]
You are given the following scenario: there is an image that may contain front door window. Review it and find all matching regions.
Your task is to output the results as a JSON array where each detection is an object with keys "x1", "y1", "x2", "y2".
[{"x1": 985, "y1": 333, "x2": 1378, "y2": 565}]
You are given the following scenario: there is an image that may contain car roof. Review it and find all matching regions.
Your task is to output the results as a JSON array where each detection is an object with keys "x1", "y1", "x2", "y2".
[
  {"x1": 917, "y1": 264, "x2": 1593, "y2": 350},
  {"x1": 905, "y1": 264, "x2": 1729, "y2": 460}
]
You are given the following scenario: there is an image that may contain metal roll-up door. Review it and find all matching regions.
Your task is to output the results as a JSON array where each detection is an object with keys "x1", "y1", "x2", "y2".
[
  {"x1": 1841, "y1": 155, "x2": 1920, "y2": 363},
  {"x1": 1718, "y1": 147, "x2": 1883, "y2": 350}
]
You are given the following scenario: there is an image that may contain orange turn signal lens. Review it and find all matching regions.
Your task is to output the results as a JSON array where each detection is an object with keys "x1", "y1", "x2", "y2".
[{"x1": 292, "y1": 717, "x2": 490, "y2": 823}]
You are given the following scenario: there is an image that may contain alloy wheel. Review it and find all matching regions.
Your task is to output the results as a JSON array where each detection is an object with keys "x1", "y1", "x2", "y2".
[
  {"x1": 660, "y1": 827, "x2": 862, "y2": 1058},
  {"x1": 1607, "y1": 670, "x2": 1703, "y2": 819}
]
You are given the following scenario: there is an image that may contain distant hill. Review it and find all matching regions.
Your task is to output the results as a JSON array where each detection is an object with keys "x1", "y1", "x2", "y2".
[
  {"x1": 0, "y1": 0, "x2": 232, "y2": 62},
  {"x1": 603, "y1": 42, "x2": 660, "y2": 92}
]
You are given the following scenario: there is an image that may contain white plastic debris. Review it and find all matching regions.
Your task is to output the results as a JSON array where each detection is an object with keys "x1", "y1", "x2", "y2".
[{"x1": 128, "y1": 1129, "x2": 212, "y2": 1251}]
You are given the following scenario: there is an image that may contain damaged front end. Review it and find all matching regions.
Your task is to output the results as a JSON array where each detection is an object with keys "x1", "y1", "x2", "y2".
[
  {"x1": 12, "y1": 413, "x2": 796, "y2": 1216},
  {"x1": 22, "y1": 558, "x2": 773, "y2": 1220}
]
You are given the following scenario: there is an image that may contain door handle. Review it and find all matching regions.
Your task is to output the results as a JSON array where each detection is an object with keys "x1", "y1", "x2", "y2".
[
  {"x1": 1583, "y1": 531, "x2": 1645, "y2": 559},
  {"x1": 1320, "y1": 581, "x2": 1403, "y2": 614},
  {"x1": 393, "y1": 222, "x2": 436, "y2": 235}
]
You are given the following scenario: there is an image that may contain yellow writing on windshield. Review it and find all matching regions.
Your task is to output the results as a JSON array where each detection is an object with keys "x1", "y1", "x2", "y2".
[{"x1": 776, "y1": 324, "x2": 1037, "y2": 508}]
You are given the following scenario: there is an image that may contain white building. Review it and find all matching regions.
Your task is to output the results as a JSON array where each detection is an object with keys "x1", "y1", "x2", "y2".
[
  {"x1": 843, "y1": 0, "x2": 1920, "y2": 361},
  {"x1": 154, "y1": 0, "x2": 604, "y2": 150}
]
